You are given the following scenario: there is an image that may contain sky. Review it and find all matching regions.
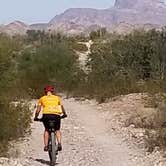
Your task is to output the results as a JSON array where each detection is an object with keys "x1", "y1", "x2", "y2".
[{"x1": 0, "y1": 0, "x2": 115, "y2": 25}]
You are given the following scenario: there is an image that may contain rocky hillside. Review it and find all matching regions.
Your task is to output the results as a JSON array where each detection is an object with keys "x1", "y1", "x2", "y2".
[
  {"x1": 48, "y1": 0, "x2": 166, "y2": 34},
  {"x1": 1, "y1": 0, "x2": 166, "y2": 35},
  {"x1": 0, "y1": 21, "x2": 29, "y2": 35},
  {"x1": 30, "y1": 23, "x2": 48, "y2": 31},
  {"x1": 115, "y1": 0, "x2": 164, "y2": 9}
]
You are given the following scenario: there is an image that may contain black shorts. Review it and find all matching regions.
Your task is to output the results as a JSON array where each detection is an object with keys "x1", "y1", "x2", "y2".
[{"x1": 42, "y1": 114, "x2": 61, "y2": 131}]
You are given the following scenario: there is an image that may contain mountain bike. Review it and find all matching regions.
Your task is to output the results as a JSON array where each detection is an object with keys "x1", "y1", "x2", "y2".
[{"x1": 34, "y1": 115, "x2": 66, "y2": 166}]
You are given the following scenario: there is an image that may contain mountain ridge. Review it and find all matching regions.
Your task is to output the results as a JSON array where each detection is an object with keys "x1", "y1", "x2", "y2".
[{"x1": 1, "y1": 0, "x2": 166, "y2": 35}]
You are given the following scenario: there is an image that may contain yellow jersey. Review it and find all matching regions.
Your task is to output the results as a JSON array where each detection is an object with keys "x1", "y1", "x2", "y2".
[{"x1": 38, "y1": 95, "x2": 62, "y2": 115}]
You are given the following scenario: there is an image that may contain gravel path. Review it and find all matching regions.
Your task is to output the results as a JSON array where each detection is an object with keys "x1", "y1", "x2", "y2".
[{"x1": 0, "y1": 98, "x2": 158, "y2": 166}]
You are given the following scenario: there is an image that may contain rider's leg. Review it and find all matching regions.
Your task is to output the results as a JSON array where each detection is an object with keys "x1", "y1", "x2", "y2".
[
  {"x1": 44, "y1": 129, "x2": 49, "y2": 146},
  {"x1": 56, "y1": 130, "x2": 62, "y2": 151},
  {"x1": 55, "y1": 130, "x2": 61, "y2": 144}
]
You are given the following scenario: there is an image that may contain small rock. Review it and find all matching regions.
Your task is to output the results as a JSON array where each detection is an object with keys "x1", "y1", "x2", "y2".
[
  {"x1": 74, "y1": 126, "x2": 79, "y2": 130},
  {"x1": 129, "y1": 124, "x2": 135, "y2": 128},
  {"x1": 0, "y1": 157, "x2": 9, "y2": 164}
]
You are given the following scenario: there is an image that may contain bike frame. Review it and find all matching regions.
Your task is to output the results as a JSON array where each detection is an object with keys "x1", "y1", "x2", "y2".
[{"x1": 35, "y1": 118, "x2": 58, "y2": 166}]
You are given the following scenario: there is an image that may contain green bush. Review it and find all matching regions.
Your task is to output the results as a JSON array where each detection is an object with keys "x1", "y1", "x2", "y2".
[
  {"x1": 71, "y1": 43, "x2": 88, "y2": 52},
  {"x1": 84, "y1": 29, "x2": 166, "y2": 100},
  {"x1": 0, "y1": 34, "x2": 32, "y2": 156},
  {"x1": 0, "y1": 100, "x2": 31, "y2": 156},
  {"x1": 17, "y1": 40, "x2": 82, "y2": 97}
]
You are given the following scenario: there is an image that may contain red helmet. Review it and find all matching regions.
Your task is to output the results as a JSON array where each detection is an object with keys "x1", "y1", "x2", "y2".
[{"x1": 44, "y1": 85, "x2": 54, "y2": 93}]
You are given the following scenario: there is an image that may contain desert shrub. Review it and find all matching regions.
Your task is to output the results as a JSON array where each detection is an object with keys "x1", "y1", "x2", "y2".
[
  {"x1": 0, "y1": 100, "x2": 31, "y2": 156},
  {"x1": 144, "y1": 128, "x2": 166, "y2": 152},
  {"x1": 89, "y1": 28, "x2": 107, "y2": 40},
  {"x1": 125, "y1": 95, "x2": 166, "y2": 151},
  {"x1": 84, "y1": 29, "x2": 166, "y2": 101},
  {"x1": 147, "y1": 101, "x2": 166, "y2": 151},
  {"x1": 0, "y1": 34, "x2": 32, "y2": 155},
  {"x1": 17, "y1": 40, "x2": 82, "y2": 97},
  {"x1": 71, "y1": 42, "x2": 88, "y2": 52},
  {"x1": 125, "y1": 108, "x2": 157, "y2": 129}
]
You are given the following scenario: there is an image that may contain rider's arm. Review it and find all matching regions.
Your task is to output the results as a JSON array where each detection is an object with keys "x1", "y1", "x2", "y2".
[
  {"x1": 34, "y1": 98, "x2": 42, "y2": 119},
  {"x1": 34, "y1": 105, "x2": 41, "y2": 118},
  {"x1": 61, "y1": 105, "x2": 67, "y2": 116},
  {"x1": 58, "y1": 97, "x2": 67, "y2": 117}
]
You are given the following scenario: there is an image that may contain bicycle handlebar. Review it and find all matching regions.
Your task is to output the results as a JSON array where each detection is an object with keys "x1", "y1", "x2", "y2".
[{"x1": 34, "y1": 118, "x2": 43, "y2": 122}]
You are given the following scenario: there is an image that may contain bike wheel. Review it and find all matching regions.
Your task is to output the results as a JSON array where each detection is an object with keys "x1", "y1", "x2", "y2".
[
  {"x1": 50, "y1": 132, "x2": 56, "y2": 165},
  {"x1": 48, "y1": 139, "x2": 52, "y2": 162}
]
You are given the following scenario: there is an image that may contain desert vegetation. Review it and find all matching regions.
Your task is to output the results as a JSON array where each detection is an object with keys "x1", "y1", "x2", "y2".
[
  {"x1": 0, "y1": 27, "x2": 166, "y2": 154},
  {"x1": 0, "y1": 34, "x2": 31, "y2": 156},
  {"x1": 0, "y1": 31, "x2": 85, "y2": 155},
  {"x1": 87, "y1": 29, "x2": 166, "y2": 151},
  {"x1": 87, "y1": 28, "x2": 166, "y2": 99}
]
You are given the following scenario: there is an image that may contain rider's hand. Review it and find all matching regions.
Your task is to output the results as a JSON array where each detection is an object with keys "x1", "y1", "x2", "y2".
[
  {"x1": 34, "y1": 117, "x2": 38, "y2": 121},
  {"x1": 61, "y1": 114, "x2": 67, "y2": 119},
  {"x1": 34, "y1": 112, "x2": 39, "y2": 121}
]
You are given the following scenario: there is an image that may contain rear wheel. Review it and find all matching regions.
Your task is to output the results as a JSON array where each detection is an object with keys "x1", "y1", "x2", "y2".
[
  {"x1": 49, "y1": 132, "x2": 56, "y2": 165},
  {"x1": 48, "y1": 140, "x2": 52, "y2": 162}
]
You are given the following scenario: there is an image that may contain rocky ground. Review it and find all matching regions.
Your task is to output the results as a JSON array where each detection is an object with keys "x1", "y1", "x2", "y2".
[{"x1": 0, "y1": 94, "x2": 166, "y2": 166}]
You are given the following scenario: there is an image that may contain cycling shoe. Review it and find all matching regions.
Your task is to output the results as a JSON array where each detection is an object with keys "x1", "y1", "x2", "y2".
[
  {"x1": 44, "y1": 145, "x2": 48, "y2": 151},
  {"x1": 58, "y1": 143, "x2": 62, "y2": 151}
]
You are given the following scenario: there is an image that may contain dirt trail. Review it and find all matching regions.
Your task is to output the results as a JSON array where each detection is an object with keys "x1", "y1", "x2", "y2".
[{"x1": 1, "y1": 98, "x2": 156, "y2": 166}]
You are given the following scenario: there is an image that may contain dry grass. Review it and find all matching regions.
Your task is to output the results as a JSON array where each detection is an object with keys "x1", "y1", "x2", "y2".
[
  {"x1": 125, "y1": 94, "x2": 166, "y2": 152},
  {"x1": 125, "y1": 108, "x2": 156, "y2": 129}
]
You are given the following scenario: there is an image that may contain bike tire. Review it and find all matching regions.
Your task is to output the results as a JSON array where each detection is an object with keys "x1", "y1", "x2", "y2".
[
  {"x1": 48, "y1": 139, "x2": 52, "y2": 162},
  {"x1": 50, "y1": 132, "x2": 56, "y2": 165}
]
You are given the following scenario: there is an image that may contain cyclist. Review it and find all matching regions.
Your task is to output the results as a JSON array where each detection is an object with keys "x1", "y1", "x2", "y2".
[{"x1": 34, "y1": 85, "x2": 67, "y2": 152}]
